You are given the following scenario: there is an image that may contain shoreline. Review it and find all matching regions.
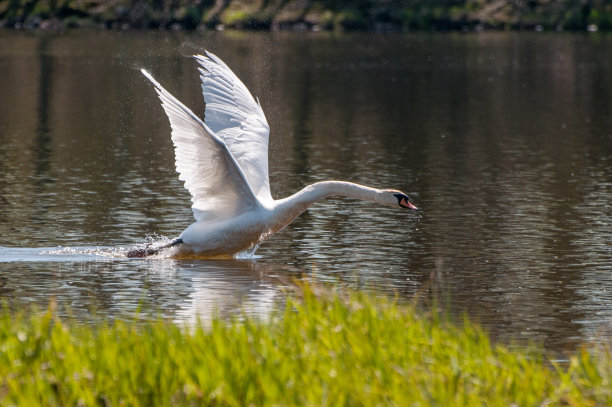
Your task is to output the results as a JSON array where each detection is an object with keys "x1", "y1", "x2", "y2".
[
  {"x1": 1, "y1": 21, "x2": 607, "y2": 34},
  {"x1": 1, "y1": 1, "x2": 612, "y2": 33}
]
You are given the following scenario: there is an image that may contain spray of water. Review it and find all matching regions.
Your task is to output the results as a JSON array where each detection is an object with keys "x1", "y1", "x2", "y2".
[{"x1": 235, "y1": 244, "x2": 262, "y2": 260}]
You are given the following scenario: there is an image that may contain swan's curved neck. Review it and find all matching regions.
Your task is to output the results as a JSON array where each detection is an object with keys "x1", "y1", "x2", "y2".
[{"x1": 271, "y1": 181, "x2": 389, "y2": 230}]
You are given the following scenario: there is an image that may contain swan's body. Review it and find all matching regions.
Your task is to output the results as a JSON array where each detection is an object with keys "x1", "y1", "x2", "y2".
[{"x1": 134, "y1": 52, "x2": 417, "y2": 258}]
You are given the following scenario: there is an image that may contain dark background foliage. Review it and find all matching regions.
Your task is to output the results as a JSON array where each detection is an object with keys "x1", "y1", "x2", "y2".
[{"x1": 1, "y1": 0, "x2": 612, "y2": 31}]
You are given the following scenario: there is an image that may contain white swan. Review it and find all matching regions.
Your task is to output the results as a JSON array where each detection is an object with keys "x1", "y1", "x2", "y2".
[{"x1": 130, "y1": 51, "x2": 417, "y2": 258}]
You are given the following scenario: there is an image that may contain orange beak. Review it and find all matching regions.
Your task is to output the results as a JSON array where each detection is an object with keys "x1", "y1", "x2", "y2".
[{"x1": 400, "y1": 197, "x2": 418, "y2": 211}]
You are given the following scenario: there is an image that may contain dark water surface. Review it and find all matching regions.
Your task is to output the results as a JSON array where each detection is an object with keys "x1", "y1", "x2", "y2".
[{"x1": 0, "y1": 30, "x2": 610, "y2": 350}]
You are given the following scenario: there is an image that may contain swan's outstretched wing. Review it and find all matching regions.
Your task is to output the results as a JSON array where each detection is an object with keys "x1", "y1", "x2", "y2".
[
  {"x1": 195, "y1": 52, "x2": 273, "y2": 203},
  {"x1": 141, "y1": 69, "x2": 259, "y2": 222}
]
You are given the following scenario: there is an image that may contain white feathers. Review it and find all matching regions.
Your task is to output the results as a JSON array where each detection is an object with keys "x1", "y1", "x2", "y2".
[
  {"x1": 140, "y1": 68, "x2": 258, "y2": 223},
  {"x1": 195, "y1": 52, "x2": 272, "y2": 203}
]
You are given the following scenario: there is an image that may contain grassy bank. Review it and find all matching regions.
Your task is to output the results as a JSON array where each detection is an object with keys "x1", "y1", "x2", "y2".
[
  {"x1": 1, "y1": 289, "x2": 611, "y2": 406},
  {"x1": 2, "y1": 0, "x2": 612, "y2": 31}
]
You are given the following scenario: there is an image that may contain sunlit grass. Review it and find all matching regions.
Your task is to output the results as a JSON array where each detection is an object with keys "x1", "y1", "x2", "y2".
[{"x1": 1, "y1": 288, "x2": 611, "y2": 406}]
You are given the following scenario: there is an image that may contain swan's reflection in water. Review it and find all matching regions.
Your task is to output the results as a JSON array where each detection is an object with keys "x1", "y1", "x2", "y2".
[
  {"x1": 128, "y1": 258, "x2": 303, "y2": 325},
  {"x1": 163, "y1": 260, "x2": 291, "y2": 325}
]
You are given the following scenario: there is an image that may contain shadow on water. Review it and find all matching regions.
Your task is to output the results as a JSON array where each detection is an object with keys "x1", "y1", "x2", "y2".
[{"x1": 33, "y1": 36, "x2": 54, "y2": 189}]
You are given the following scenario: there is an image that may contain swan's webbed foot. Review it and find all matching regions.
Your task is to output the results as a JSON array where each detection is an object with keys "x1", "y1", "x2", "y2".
[
  {"x1": 126, "y1": 247, "x2": 158, "y2": 258},
  {"x1": 126, "y1": 238, "x2": 183, "y2": 258}
]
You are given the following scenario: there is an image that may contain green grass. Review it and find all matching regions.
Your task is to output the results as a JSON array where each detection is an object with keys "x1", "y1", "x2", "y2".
[{"x1": 1, "y1": 288, "x2": 611, "y2": 406}]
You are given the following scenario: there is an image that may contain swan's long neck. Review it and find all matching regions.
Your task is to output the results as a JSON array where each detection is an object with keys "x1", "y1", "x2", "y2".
[{"x1": 271, "y1": 181, "x2": 390, "y2": 231}]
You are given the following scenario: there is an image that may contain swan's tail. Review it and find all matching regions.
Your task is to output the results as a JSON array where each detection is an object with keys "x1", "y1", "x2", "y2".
[{"x1": 126, "y1": 238, "x2": 183, "y2": 258}]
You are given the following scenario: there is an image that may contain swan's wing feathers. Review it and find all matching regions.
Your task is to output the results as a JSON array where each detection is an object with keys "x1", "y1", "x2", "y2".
[
  {"x1": 195, "y1": 52, "x2": 272, "y2": 203},
  {"x1": 141, "y1": 69, "x2": 259, "y2": 222}
]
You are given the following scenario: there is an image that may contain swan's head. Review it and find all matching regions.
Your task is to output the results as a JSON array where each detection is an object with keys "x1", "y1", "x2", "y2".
[{"x1": 391, "y1": 192, "x2": 418, "y2": 210}]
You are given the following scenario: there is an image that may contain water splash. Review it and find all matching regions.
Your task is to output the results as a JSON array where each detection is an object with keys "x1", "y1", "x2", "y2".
[{"x1": 235, "y1": 244, "x2": 262, "y2": 260}]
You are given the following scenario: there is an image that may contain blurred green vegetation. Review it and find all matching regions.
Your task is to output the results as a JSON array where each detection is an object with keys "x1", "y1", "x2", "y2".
[
  {"x1": 2, "y1": 0, "x2": 612, "y2": 31},
  {"x1": 1, "y1": 288, "x2": 612, "y2": 405}
]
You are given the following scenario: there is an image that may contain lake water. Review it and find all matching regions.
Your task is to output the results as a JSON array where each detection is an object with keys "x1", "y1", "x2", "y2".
[{"x1": 0, "y1": 30, "x2": 610, "y2": 351}]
